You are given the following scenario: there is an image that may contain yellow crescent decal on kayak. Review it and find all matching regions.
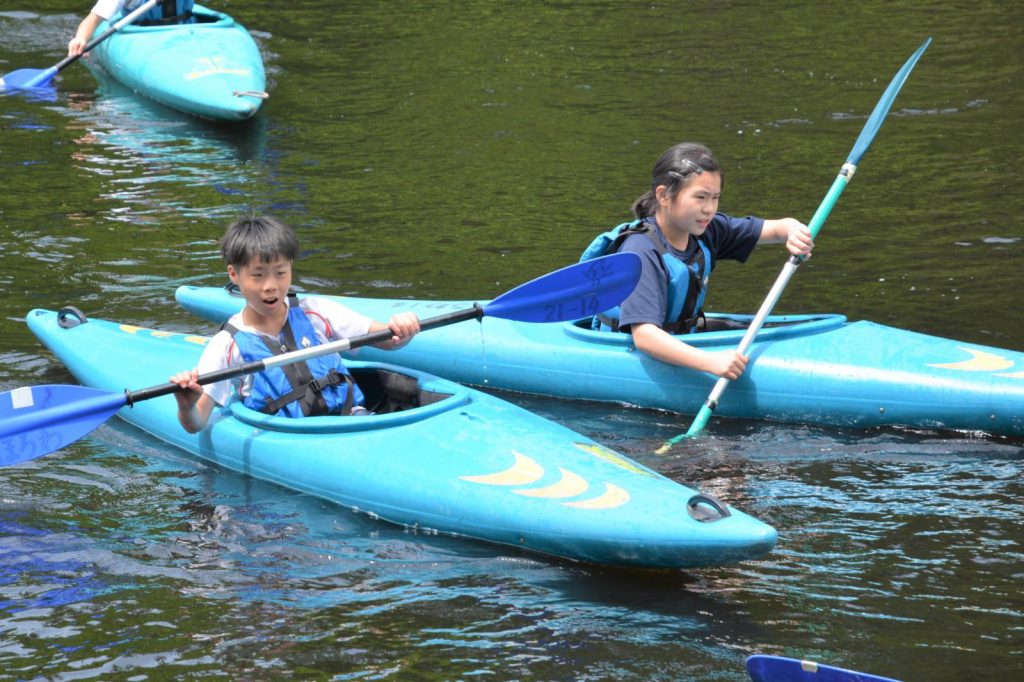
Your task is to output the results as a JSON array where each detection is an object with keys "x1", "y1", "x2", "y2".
[
  {"x1": 573, "y1": 442, "x2": 655, "y2": 477},
  {"x1": 460, "y1": 450, "x2": 543, "y2": 485},
  {"x1": 118, "y1": 325, "x2": 209, "y2": 346},
  {"x1": 514, "y1": 467, "x2": 588, "y2": 498},
  {"x1": 461, "y1": 451, "x2": 630, "y2": 509},
  {"x1": 185, "y1": 57, "x2": 251, "y2": 81},
  {"x1": 927, "y1": 347, "x2": 1015, "y2": 372},
  {"x1": 563, "y1": 483, "x2": 629, "y2": 510}
]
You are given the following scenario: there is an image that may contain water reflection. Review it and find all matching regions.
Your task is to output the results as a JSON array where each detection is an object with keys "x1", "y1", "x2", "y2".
[
  {"x1": 3, "y1": 399, "x2": 1020, "y2": 677},
  {"x1": 0, "y1": 419, "x2": 766, "y2": 674},
  {"x1": 58, "y1": 71, "x2": 269, "y2": 221}
]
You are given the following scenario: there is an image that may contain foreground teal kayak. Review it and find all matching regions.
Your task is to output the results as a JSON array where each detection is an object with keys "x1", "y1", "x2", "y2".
[
  {"x1": 23, "y1": 308, "x2": 776, "y2": 568},
  {"x1": 87, "y1": 4, "x2": 266, "y2": 121},
  {"x1": 176, "y1": 285, "x2": 1024, "y2": 437}
]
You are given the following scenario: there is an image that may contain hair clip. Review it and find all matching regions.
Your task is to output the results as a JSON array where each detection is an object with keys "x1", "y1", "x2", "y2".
[{"x1": 666, "y1": 159, "x2": 705, "y2": 182}]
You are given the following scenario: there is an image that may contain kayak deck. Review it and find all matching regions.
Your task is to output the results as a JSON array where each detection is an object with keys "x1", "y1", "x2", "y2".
[{"x1": 174, "y1": 285, "x2": 1024, "y2": 437}]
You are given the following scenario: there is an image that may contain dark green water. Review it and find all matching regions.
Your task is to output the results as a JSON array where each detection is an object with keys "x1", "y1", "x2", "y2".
[{"x1": 2, "y1": 1, "x2": 1022, "y2": 679}]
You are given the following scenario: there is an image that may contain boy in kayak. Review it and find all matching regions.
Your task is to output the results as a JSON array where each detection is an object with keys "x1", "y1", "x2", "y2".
[
  {"x1": 169, "y1": 215, "x2": 420, "y2": 433},
  {"x1": 68, "y1": 0, "x2": 195, "y2": 56},
  {"x1": 582, "y1": 142, "x2": 814, "y2": 380}
]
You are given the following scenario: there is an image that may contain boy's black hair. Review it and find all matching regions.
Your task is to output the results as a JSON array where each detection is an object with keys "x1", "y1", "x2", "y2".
[{"x1": 220, "y1": 215, "x2": 300, "y2": 268}]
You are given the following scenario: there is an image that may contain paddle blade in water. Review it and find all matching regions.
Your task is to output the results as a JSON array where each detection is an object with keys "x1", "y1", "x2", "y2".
[
  {"x1": 0, "y1": 385, "x2": 127, "y2": 467},
  {"x1": 746, "y1": 654, "x2": 901, "y2": 682},
  {"x1": 483, "y1": 252, "x2": 642, "y2": 323},
  {"x1": 0, "y1": 67, "x2": 57, "y2": 90}
]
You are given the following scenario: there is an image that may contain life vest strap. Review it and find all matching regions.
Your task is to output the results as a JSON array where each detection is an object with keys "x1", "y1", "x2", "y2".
[
  {"x1": 260, "y1": 369, "x2": 356, "y2": 417},
  {"x1": 598, "y1": 220, "x2": 708, "y2": 334},
  {"x1": 223, "y1": 298, "x2": 357, "y2": 417}
]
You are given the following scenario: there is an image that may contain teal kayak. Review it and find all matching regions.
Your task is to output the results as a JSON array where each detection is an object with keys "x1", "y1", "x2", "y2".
[
  {"x1": 176, "y1": 285, "x2": 1024, "y2": 437},
  {"x1": 87, "y1": 4, "x2": 266, "y2": 121},
  {"x1": 23, "y1": 308, "x2": 776, "y2": 569},
  {"x1": 747, "y1": 655, "x2": 900, "y2": 682}
]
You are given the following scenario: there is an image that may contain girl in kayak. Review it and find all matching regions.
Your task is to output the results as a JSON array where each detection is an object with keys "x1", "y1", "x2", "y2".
[
  {"x1": 169, "y1": 216, "x2": 420, "y2": 433},
  {"x1": 68, "y1": 0, "x2": 196, "y2": 56},
  {"x1": 581, "y1": 142, "x2": 813, "y2": 380}
]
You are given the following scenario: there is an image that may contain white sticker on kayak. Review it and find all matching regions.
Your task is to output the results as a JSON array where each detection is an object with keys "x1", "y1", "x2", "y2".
[{"x1": 11, "y1": 387, "x2": 34, "y2": 410}]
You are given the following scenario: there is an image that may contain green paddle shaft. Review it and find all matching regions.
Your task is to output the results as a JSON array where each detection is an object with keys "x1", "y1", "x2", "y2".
[
  {"x1": 656, "y1": 38, "x2": 932, "y2": 453},
  {"x1": 673, "y1": 172, "x2": 851, "y2": 441}
]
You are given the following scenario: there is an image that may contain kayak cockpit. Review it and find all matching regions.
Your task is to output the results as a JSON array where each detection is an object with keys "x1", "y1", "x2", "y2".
[
  {"x1": 118, "y1": 5, "x2": 235, "y2": 33},
  {"x1": 227, "y1": 363, "x2": 471, "y2": 434},
  {"x1": 563, "y1": 312, "x2": 847, "y2": 347}
]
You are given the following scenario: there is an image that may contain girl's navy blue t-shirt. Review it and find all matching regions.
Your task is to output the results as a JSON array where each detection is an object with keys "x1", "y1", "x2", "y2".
[{"x1": 616, "y1": 213, "x2": 763, "y2": 331}]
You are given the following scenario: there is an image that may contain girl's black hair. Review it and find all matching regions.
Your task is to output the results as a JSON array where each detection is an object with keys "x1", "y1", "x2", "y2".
[
  {"x1": 631, "y1": 142, "x2": 723, "y2": 219},
  {"x1": 220, "y1": 215, "x2": 300, "y2": 268}
]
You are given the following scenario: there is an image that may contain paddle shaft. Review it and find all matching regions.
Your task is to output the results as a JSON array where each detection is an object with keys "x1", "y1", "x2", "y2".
[
  {"x1": 128, "y1": 305, "x2": 484, "y2": 404},
  {"x1": 129, "y1": 250, "x2": 642, "y2": 402},
  {"x1": 22, "y1": 0, "x2": 159, "y2": 88},
  {"x1": 684, "y1": 170, "x2": 850, "y2": 426},
  {"x1": 661, "y1": 38, "x2": 932, "y2": 447}
]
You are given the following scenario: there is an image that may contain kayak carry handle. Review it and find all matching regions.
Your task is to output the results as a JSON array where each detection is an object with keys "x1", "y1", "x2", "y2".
[
  {"x1": 57, "y1": 306, "x2": 88, "y2": 328},
  {"x1": 687, "y1": 493, "x2": 732, "y2": 522}
]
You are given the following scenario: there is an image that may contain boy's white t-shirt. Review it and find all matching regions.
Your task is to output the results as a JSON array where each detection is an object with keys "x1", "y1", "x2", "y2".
[
  {"x1": 90, "y1": 1, "x2": 131, "y2": 20},
  {"x1": 198, "y1": 296, "x2": 374, "y2": 407}
]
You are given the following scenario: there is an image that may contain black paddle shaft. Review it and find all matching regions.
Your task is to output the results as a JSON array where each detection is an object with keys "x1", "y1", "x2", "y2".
[{"x1": 124, "y1": 305, "x2": 484, "y2": 406}]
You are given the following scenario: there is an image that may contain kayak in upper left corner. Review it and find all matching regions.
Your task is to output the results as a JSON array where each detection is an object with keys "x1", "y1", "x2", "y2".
[{"x1": 87, "y1": 3, "x2": 267, "y2": 121}]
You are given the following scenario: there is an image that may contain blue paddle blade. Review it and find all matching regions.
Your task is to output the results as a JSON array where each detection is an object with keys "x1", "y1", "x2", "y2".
[
  {"x1": 746, "y1": 655, "x2": 901, "y2": 682},
  {"x1": 482, "y1": 252, "x2": 642, "y2": 323},
  {"x1": 0, "y1": 385, "x2": 127, "y2": 467},
  {"x1": 0, "y1": 67, "x2": 58, "y2": 90}
]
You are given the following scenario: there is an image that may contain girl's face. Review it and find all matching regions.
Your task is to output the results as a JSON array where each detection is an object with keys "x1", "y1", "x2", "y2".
[
  {"x1": 228, "y1": 255, "x2": 293, "y2": 322},
  {"x1": 655, "y1": 171, "x2": 722, "y2": 239}
]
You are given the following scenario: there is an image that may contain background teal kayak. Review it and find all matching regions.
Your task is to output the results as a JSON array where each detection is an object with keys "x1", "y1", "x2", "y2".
[
  {"x1": 87, "y1": 3, "x2": 266, "y2": 120},
  {"x1": 1, "y1": 1, "x2": 1022, "y2": 679}
]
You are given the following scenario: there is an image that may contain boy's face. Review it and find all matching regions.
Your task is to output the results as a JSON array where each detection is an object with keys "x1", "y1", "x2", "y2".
[{"x1": 228, "y1": 255, "x2": 293, "y2": 319}]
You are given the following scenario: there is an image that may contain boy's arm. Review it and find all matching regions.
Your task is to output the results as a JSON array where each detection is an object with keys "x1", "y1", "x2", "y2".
[
  {"x1": 68, "y1": 12, "x2": 104, "y2": 56},
  {"x1": 170, "y1": 369, "x2": 216, "y2": 433},
  {"x1": 368, "y1": 312, "x2": 420, "y2": 350}
]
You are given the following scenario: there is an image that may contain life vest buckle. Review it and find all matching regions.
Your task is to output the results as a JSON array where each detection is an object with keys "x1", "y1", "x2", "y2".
[{"x1": 309, "y1": 369, "x2": 344, "y2": 393}]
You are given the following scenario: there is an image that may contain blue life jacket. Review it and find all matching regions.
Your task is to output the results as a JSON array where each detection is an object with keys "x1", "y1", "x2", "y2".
[
  {"x1": 579, "y1": 217, "x2": 713, "y2": 334},
  {"x1": 124, "y1": 0, "x2": 195, "y2": 25},
  {"x1": 224, "y1": 296, "x2": 365, "y2": 418}
]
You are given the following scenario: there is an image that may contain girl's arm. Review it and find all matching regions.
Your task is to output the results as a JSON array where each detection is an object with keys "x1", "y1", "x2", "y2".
[
  {"x1": 630, "y1": 323, "x2": 748, "y2": 380},
  {"x1": 759, "y1": 217, "x2": 814, "y2": 257}
]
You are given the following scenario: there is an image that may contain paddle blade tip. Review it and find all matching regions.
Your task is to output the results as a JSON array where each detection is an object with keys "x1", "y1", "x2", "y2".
[
  {"x1": 0, "y1": 385, "x2": 126, "y2": 467},
  {"x1": 0, "y1": 67, "x2": 57, "y2": 91},
  {"x1": 656, "y1": 406, "x2": 713, "y2": 454},
  {"x1": 482, "y1": 252, "x2": 642, "y2": 323}
]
